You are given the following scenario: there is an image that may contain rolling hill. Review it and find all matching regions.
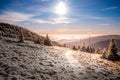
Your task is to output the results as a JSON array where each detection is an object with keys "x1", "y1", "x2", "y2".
[
  {"x1": 0, "y1": 22, "x2": 60, "y2": 46},
  {"x1": 93, "y1": 39, "x2": 120, "y2": 50},
  {"x1": 65, "y1": 35, "x2": 120, "y2": 49}
]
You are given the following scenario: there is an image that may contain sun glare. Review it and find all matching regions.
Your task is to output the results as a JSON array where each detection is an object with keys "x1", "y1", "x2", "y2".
[{"x1": 54, "y1": 1, "x2": 67, "y2": 16}]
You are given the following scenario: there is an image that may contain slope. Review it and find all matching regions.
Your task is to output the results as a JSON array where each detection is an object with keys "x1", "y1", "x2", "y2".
[
  {"x1": 0, "y1": 22, "x2": 60, "y2": 46},
  {"x1": 0, "y1": 38, "x2": 120, "y2": 80}
]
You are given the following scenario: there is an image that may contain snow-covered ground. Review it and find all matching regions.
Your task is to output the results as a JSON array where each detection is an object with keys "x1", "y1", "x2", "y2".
[{"x1": 0, "y1": 38, "x2": 120, "y2": 80}]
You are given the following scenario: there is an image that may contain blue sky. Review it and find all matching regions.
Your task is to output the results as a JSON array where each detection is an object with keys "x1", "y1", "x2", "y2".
[{"x1": 0, "y1": 0, "x2": 120, "y2": 37}]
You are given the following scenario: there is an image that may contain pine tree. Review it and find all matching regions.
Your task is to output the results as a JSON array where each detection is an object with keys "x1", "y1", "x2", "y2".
[
  {"x1": 96, "y1": 48, "x2": 102, "y2": 54},
  {"x1": 63, "y1": 44, "x2": 66, "y2": 47},
  {"x1": 35, "y1": 36, "x2": 41, "y2": 44},
  {"x1": 86, "y1": 46, "x2": 90, "y2": 52},
  {"x1": 86, "y1": 46, "x2": 93, "y2": 53},
  {"x1": 101, "y1": 48, "x2": 107, "y2": 58},
  {"x1": 118, "y1": 51, "x2": 120, "y2": 57},
  {"x1": 118, "y1": 51, "x2": 120, "y2": 55},
  {"x1": 90, "y1": 46, "x2": 93, "y2": 53},
  {"x1": 91, "y1": 47, "x2": 95, "y2": 53},
  {"x1": 44, "y1": 34, "x2": 52, "y2": 46},
  {"x1": 0, "y1": 32, "x2": 2, "y2": 39},
  {"x1": 81, "y1": 46, "x2": 86, "y2": 52},
  {"x1": 19, "y1": 29, "x2": 24, "y2": 42},
  {"x1": 72, "y1": 45, "x2": 76, "y2": 50},
  {"x1": 106, "y1": 38, "x2": 119, "y2": 61},
  {"x1": 78, "y1": 46, "x2": 81, "y2": 50}
]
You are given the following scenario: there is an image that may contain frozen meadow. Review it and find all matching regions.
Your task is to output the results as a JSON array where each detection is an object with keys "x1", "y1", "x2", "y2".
[{"x1": 0, "y1": 38, "x2": 120, "y2": 80}]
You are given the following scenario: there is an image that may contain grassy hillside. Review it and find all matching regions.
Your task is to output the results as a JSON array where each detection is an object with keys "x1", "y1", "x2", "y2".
[
  {"x1": 0, "y1": 38, "x2": 120, "y2": 80},
  {"x1": 0, "y1": 22, "x2": 45, "y2": 43},
  {"x1": 0, "y1": 22, "x2": 61, "y2": 46}
]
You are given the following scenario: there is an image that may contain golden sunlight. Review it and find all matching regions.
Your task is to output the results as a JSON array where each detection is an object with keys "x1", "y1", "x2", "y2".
[{"x1": 54, "y1": 1, "x2": 67, "y2": 16}]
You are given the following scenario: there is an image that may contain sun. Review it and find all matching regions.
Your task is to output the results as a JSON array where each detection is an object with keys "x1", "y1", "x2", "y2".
[{"x1": 54, "y1": 1, "x2": 67, "y2": 16}]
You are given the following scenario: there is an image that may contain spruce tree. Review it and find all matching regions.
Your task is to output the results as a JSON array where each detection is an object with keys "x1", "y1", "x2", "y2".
[
  {"x1": 91, "y1": 47, "x2": 95, "y2": 53},
  {"x1": 44, "y1": 34, "x2": 52, "y2": 46},
  {"x1": 72, "y1": 45, "x2": 76, "y2": 50},
  {"x1": 81, "y1": 46, "x2": 86, "y2": 52},
  {"x1": 86, "y1": 46, "x2": 90, "y2": 53},
  {"x1": 0, "y1": 32, "x2": 2, "y2": 39},
  {"x1": 107, "y1": 38, "x2": 119, "y2": 61},
  {"x1": 19, "y1": 29, "x2": 24, "y2": 43},
  {"x1": 63, "y1": 44, "x2": 66, "y2": 47},
  {"x1": 101, "y1": 48, "x2": 107, "y2": 58},
  {"x1": 118, "y1": 51, "x2": 120, "y2": 55},
  {"x1": 35, "y1": 36, "x2": 41, "y2": 44},
  {"x1": 78, "y1": 46, "x2": 81, "y2": 50},
  {"x1": 118, "y1": 51, "x2": 120, "y2": 57}
]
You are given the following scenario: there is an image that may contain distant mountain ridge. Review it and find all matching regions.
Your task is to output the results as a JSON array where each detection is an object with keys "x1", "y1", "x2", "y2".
[
  {"x1": 0, "y1": 22, "x2": 60, "y2": 46},
  {"x1": 65, "y1": 35, "x2": 120, "y2": 50},
  {"x1": 93, "y1": 39, "x2": 120, "y2": 50}
]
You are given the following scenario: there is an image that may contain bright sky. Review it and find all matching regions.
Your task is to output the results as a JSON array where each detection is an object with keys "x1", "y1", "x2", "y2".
[{"x1": 0, "y1": 0, "x2": 120, "y2": 40}]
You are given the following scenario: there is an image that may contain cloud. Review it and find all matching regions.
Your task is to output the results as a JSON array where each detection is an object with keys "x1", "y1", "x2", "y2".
[
  {"x1": 75, "y1": 14, "x2": 107, "y2": 20},
  {"x1": 52, "y1": 17, "x2": 70, "y2": 24},
  {"x1": 87, "y1": 16, "x2": 106, "y2": 20},
  {"x1": 0, "y1": 11, "x2": 34, "y2": 24},
  {"x1": 27, "y1": 5, "x2": 51, "y2": 14},
  {"x1": 0, "y1": 11, "x2": 71, "y2": 25},
  {"x1": 40, "y1": 0, "x2": 49, "y2": 1},
  {"x1": 99, "y1": 23, "x2": 111, "y2": 26},
  {"x1": 102, "y1": 6, "x2": 118, "y2": 11},
  {"x1": 34, "y1": 27, "x2": 91, "y2": 34},
  {"x1": 34, "y1": 19, "x2": 52, "y2": 24},
  {"x1": 33, "y1": 17, "x2": 71, "y2": 24}
]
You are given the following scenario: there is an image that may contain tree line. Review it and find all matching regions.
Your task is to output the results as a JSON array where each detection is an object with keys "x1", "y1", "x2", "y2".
[
  {"x1": 64, "y1": 38, "x2": 120, "y2": 61},
  {"x1": 19, "y1": 29, "x2": 52, "y2": 46}
]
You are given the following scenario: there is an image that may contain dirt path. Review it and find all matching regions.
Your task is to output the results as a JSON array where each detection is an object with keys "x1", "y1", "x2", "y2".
[
  {"x1": 65, "y1": 50, "x2": 85, "y2": 71},
  {"x1": 66, "y1": 49, "x2": 120, "y2": 80}
]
